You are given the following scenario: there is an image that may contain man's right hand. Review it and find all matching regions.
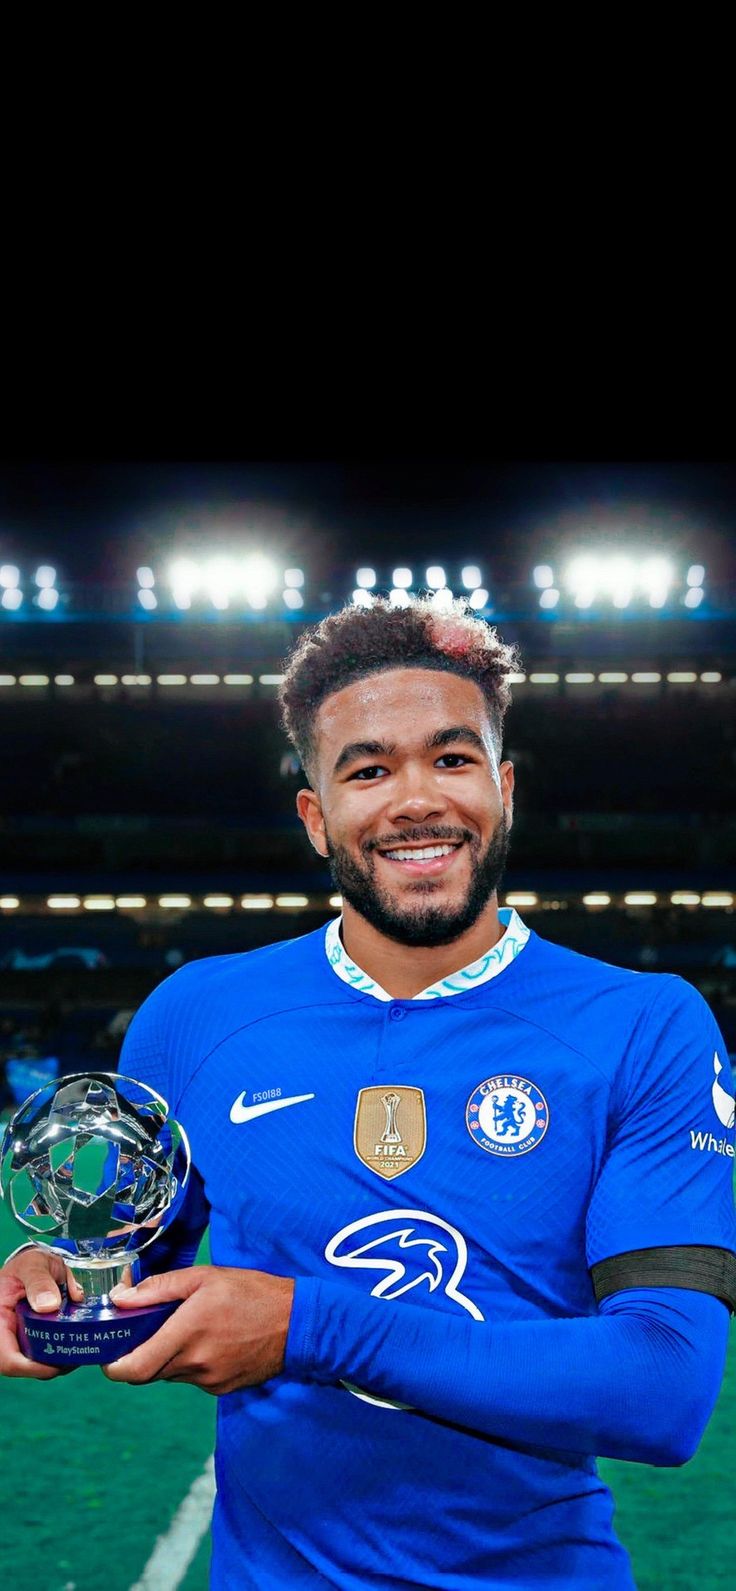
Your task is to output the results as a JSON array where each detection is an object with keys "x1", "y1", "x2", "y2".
[{"x1": 0, "y1": 1250, "x2": 84, "y2": 1379}]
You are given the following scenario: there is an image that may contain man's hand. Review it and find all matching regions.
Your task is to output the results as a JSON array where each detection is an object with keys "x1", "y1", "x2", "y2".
[
  {"x1": 102, "y1": 1266, "x2": 295, "y2": 1395},
  {"x1": 0, "y1": 1250, "x2": 84, "y2": 1379}
]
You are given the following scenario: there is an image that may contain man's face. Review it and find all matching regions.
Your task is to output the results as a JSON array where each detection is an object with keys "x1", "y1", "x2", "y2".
[{"x1": 297, "y1": 668, "x2": 514, "y2": 948}]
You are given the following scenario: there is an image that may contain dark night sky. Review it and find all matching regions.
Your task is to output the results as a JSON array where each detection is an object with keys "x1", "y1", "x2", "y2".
[{"x1": 0, "y1": 460, "x2": 734, "y2": 582}]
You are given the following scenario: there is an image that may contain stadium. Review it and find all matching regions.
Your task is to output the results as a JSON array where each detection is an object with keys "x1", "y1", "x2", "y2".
[{"x1": 0, "y1": 460, "x2": 734, "y2": 1590}]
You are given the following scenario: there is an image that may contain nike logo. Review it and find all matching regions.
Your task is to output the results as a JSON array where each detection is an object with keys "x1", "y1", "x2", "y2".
[{"x1": 229, "y1": 1092, "x2": 315, "y2": 1124}]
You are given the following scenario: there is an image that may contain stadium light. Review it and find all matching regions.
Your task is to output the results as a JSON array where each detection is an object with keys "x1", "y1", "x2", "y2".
[
  {"x1": 430, "y1": 588, "x2": 454, "y2": 612},
  {"x1": 283, "y1": 589, "x2": 304, "y2": 610},
  {"x1": 469, "y1": 588, "x2": 489, "y2": 609},
  {"x1": 426, "y1": 566, "x2": 446, "y2": 589},
  {"x1": 34, "y1": 566, "x2": 56, "y2": 587},
  {"x1": 137, "y1": 567, "x2": 155, "y2": 589},
  {"x1": 461, "y1": 566, "x2": 482, "y2": 589},
  {"x1": 392, "y1": 567, "x2": 413, "y2": 589},
  {"x1": 389, "y1": 588, "x2": 412, "y2": 607},
  {"x1": 138, "y1": 589, "x2": 157, "y2": 611},
  {"x1": 1, "y1": 588, "x2": 23, "y2": 610},
  {"x1": 533, "y1": 565, "x2": 554, "y2": 589},
  {"x1": 356, "y1": 568, "x2": 377, "y2": 589},
  {"x1": 241, "y1": 554, "x2": 278, "y2": 608},
  {"x1": 352, "y1": 588, "x2": 373, "y2": 607},
  {"x1": 158, "y1": 895, "x2": 192, "y2": 908},
  {"x1": 37, "y1": 588, "x2": 59, "y2": 611},
  {"x1": 684, "y1": 588, "x2": 704, "y2": 609},
  {"x1": 624, "y1": 893, "x2": 657, "y2": 906},
  {"x1": 539, "y1": 588, "x2": 560, "y2": 609},
  {"x1": 686, "y1": 565, "x2": 705, "y2": 586},
  {"x1": 583, "y1": 894, "x2": 611, "y2": 907},
  {"x1": 0, "y1": 565, "x2": 20, "y2": 587},
  {"x1": 284, "y1": 568, "x2": 304, "y2": 588}
]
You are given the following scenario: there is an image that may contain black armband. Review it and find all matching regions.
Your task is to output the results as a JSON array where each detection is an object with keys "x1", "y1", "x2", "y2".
[{"x1": 591, "y1": 1245, "x2": 736, "y2": 1313}]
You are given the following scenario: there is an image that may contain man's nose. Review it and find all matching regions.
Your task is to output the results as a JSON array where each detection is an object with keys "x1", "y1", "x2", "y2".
[{"x1": 386, "y1": 765, "x2": 447, "y2": 824}]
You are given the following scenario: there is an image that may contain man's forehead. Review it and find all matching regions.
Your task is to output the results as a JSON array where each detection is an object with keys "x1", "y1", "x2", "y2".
[{"x1": 316, "y1": 668, "x2": 491, "y2": 740}]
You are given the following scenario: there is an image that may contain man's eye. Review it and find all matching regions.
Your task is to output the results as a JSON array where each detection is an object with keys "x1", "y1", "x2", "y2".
[
  {"x1": 349, "y1": 766, "x2": 388, "y2": 781},
  {"x1": 436, "y1": 754, "x2": 470, "y2": 767}
]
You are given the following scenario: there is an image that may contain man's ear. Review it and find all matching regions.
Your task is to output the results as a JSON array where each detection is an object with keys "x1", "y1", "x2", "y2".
[
  {"x1": 296, "y1": 787, "x2": 329, "y2": 857},
  {"x1": 500, "y1": 760, "x2": 514, "y2": 829}
]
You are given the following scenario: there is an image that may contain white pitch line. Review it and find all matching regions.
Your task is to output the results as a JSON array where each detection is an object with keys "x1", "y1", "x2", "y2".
[{"x1": 128, "y1": 1454, "x2": 216, "y2": 1591}]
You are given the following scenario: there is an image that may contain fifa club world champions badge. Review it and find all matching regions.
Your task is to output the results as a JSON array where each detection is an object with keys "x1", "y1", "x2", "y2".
[
  {"x1": 466, "y1": 1075, "x2": 549, "y2": 1156},
  {"x1": 0, "y1": 1072, "x2": 190, "y2": 1366}
]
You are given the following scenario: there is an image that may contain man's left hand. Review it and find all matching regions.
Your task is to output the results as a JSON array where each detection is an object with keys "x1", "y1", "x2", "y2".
[{"x1": 102, "y1": 1266, "x2": 295, "y2": 1394}]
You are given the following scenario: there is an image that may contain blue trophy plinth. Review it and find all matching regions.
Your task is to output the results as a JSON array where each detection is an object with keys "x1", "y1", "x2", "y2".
[{"x1": 16, "y1": 1292, "x2": 179, "y2": 1366}]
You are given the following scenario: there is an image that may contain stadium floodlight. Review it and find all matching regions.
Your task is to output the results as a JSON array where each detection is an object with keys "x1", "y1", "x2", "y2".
[
  {"x1": 137, "y1": 566, "x2": 155, "y2": 589},
  {"x1": 624, "y1": 893, "x2": 657, "y2": 906},
  {"x1": 529, "y1": 673, "x2": 559, "y2": 684},
  {"x1": 34, "y1": 565, "x2": 56, "y2": 587},
  {"x1": 389, "y1": 588, "x2": 412, "y2": 607},
  {"x1": 240, "y1": 554, "x2": 278, "y2": 609},
  {"x1": 686, "y1": 564, "x2": 705, "y2": 586},
  {"x1": 283, "y1": 589, "x2": 304, "y2": 610},
  {"x1": 1, "y1": 587, "x2": 22, "y2": 610},
  {"x1": 241, "y1": 894, "x2": 275, "y2": 910},
  {"x1": 670, "y1": 892, "x2": 701, "y2": 906},
  {"x1": 598, "y1": 672, "x2": 628, "y2": 683},
  {"x1": 115, "y1": 896, "x2": 148, "y2": 908},
  {"x1": 352, "y1": 588, "x2": 373, "y2": 607},
  {"x1": 0, "y1": 675, "x2": 15, "y2": 685},
  {"x1": 583, "y1": 894, "x2": 611, "y2": 907},
  {"x1": 0, "y1": 565, "x2": 20, "y2": 587},
  {"x1": 189, "y1": 675, "x2": 220, "y2": 685},
  {"x1": 700, "y1": 671, "x2": 721, "y2": 682},
  {"x1": 158, "y1": 895, "x2": 192, "y2": 908},
  {"x1": 533, "y1": 565, "x2": 554, "y2": 589},
  {"x1": 666, "y1": 672, "x2": 697, "y2": 683},
  {"x1": 355, "y1": 568, "x2": 377, "y2": 589},
  {"x1": 684, "y1": 587, "x2": 704, "y2": 609},
  {"x1": 461, "y1": 566, "x2": 482, "y2": 590},
  {"x1": 565, "y1": 673, "x2": 595, "y2": 684},
  {"x1": 138, "y1": 589, "x2": 157, "y2": 610},
  {"x1": 701, "y1": 892, "x2": 735, "y2": 907},
  {"x1": 19, "y1": 675, "x2": 49, "y2": 686},
  {"x1": 392, "y1": 567, "x2": 413, "y2": 588},
  {"x1": 426, "y1": 566, "x2": 446, "y2": 589},
  {"x1": 504, "y1": 893, "x2": 538, "y2": 907},
  {"x1": 0, "y1": 897, "x2": 20, "y2": 909},
  {"x1": 204, "y1": 895, "x2": 235, "y2": 908},
  {"x1": 329, "y1": 894, "x2": 343, "y2": 909},
  {"x1": 469, "y1": 588, "x2": 489, "y2": 609},
  {"x1": 54, "y1": 674, "x2": 75, "y2": 685},
  {"x1": 539, "y1": 588, "x2": 560, "y2": 609},
  {"x1": 572, "y1": 572, "x2": 596, "y2": 608},
  {"x1": 430, "y1": 587, "x2": 454, "y2": 612},
  {"x1": 172, "y1": 589, "x2": 191, "y2": 610},
  {"x1": 48, "y1": 896, "x2": 82, "y2": 909},
  {"x1": 276, "y1": 894, "x2": 309, "y2": 908},
  {"x1": 284, "y1": 568, "x2": 304, "y2": 588},
  {"x1": 94, "y1": 675, "x2": 119, "y2": 686},
  {"x1": 169, "y1": 558, "x2": 199, "y2": 596},
  {"x1": 83, "y1": 897, "x2": 116, "y2": 910},
  {"x1": 37, "y1": 588, "x2": 59, "y2": 611}
]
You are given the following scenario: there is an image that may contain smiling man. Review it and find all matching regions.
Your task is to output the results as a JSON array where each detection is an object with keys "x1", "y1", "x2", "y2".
[{"x1": 2, "y1": 597, "x2": 735, "y2": 1591}]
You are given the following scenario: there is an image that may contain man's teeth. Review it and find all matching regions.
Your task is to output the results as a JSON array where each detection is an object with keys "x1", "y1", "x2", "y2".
[{"x1": 384, "y1": 844, "x2": 458, "y2": 861}]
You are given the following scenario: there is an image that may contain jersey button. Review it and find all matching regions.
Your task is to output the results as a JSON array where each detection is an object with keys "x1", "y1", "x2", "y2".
[{"x1": 389, "y1": 1005, "x2": 406, "y2": 1020}]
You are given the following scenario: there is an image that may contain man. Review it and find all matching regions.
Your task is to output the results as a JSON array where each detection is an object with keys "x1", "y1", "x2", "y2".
[{"x1": 2, "y1": 597, "x2": 735, "y2": 1590}]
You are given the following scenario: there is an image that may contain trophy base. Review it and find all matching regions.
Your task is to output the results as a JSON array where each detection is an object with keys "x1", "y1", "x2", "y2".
[{"x1": 17, "y1": 1293, "x2": 178, "y2": 1366}]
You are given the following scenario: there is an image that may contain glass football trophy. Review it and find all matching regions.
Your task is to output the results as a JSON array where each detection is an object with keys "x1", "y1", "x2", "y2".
[{"x1": 0, "y1": 1072, "x2": 190, "y2": 1366}]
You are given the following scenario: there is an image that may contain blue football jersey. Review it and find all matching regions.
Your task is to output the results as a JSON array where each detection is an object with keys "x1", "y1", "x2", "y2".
[{"x1": 118, "y1": 909, "x2": 736, "y2": 1590}]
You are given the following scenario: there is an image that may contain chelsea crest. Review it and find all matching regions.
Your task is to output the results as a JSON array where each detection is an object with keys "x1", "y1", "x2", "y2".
[{"x1": 466, "y1": 1075, "x2": 549, "y2": 1157}]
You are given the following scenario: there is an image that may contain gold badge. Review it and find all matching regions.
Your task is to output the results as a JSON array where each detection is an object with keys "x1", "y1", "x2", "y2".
[{"x1": 354, "y1": 1086, "x2": 427, "y2": 1180}]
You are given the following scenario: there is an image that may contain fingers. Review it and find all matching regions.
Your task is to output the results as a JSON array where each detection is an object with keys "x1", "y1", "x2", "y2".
[
  {"x1": 0, "y1": 1312, "x2": 65, "y2": 1379},
  {"x1": 102, "y1": 1299, "x2": 198, "y2": 1384},
  {"x1": 109, "y1": 1266, "x2": 206, "y2": 1310}
]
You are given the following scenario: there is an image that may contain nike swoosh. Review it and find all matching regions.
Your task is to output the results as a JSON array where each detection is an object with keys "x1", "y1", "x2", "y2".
[{"x1": 229, "y1": 1092, "x2": 315, "y2": 1124}]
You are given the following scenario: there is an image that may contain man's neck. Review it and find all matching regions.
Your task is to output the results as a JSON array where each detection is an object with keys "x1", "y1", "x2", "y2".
[{"x1": 340, "y1": 897, "x2": 506, "y2": 999}]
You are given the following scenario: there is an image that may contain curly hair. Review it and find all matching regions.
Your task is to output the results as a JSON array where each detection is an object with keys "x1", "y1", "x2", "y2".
[{"x1": 279, "y1": 596, "x2": 522, "y2": 782}]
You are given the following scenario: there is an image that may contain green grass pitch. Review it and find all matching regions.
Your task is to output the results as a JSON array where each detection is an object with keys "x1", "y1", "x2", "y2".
[{"x1": 0, "y1": 1191, "x2": 733, "y2": 1588}]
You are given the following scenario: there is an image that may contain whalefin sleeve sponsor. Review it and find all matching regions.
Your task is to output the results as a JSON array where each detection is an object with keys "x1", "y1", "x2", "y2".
[{"x1": 586, "y1": 976, "x2": 736, "y2": 1267}]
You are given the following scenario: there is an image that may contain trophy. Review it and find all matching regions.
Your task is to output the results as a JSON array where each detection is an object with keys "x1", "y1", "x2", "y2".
[{"x1": 0, "y1": 1072, "x2": 190, "y2": 1366}]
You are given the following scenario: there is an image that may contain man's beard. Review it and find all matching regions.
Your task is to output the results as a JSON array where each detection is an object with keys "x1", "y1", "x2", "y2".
[{"x1": 324, "y1": 814, "x2": 512, "y2": 948}]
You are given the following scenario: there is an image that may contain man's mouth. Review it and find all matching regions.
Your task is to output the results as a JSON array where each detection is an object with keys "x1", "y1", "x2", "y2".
[{"x1": 376, "y1": 841, "x2": 464, "y2": 874}]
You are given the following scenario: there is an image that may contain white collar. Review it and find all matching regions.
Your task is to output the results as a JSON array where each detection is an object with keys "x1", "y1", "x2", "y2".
[{"x1": 324, "y1": 906, "x2": 530, "y2": 1002}]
